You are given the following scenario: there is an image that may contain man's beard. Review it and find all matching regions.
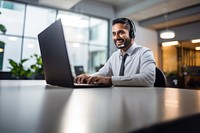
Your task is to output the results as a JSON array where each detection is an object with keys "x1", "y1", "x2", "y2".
[{"x1": 114, "y1": 38, "x2": 131, "y2": 49}]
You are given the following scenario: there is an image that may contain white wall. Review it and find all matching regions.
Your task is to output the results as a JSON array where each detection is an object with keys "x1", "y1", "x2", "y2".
[{"x1": 134, "y1": 22, "x2": 159, "y2": 66}]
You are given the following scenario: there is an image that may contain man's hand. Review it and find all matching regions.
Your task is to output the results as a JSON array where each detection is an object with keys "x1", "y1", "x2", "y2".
[
  {"x1": 74, "y1": 74, "x2": 91, "y2": 84},
  {"x1": 75, "y1": 74, "x2": 112, "y2": 85},
  {"x1": 87, "y1": 76, "x2": 112, "y2": 85}
]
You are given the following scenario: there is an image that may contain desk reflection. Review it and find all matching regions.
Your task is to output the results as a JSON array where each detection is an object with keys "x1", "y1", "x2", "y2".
[{"x1": 0, "y1": 85, "x2": 45, "y2": 133}]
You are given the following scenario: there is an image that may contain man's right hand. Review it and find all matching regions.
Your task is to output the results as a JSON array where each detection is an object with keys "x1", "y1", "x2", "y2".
[{"x1": 74, "y1": 74, "x2": 91, "y2": 84}]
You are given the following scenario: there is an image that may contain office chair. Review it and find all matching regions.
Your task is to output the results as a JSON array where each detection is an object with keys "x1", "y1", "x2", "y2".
[
  {"x1": 74, "y1": 66, "x2": 85, "y2": 76},
  {"x1": 154, "y1": 67, "x2": 167, "y2": 87},
  {"x1": 95, "y1": 64, "x2": 104, "y2": 72}
]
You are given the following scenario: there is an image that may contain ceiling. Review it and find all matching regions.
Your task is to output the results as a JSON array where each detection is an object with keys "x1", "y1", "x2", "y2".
[
  {"x1": 94, "y1": 0, "x2": 200, "y2": 30},
  {"x1": 95, "y1": 0, "x2": 200, "y2": 20},
  {"x1": 12, "y1": 0, "x2": 200, "y2": 30},
  {"x1": 12, "y1": 0, "x2": 81, "y2": 9}
]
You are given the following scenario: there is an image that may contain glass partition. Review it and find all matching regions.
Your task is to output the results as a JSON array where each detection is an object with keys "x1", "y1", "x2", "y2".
[
  {"x1": 57, "y1": 10, "x2": 108, "y2": 73},
  {"x1": 0, "y1": 35, "x2": 22, "y2": 71},
  {"x1": 0, "y1": 0, "x2": 25, "y2": 35},
  {"x1": 162, "y1": 39, "x2": 200, "y2": 89},
  {"x1": 0, "y1": 0, "x2": 109, "y2": 76},
  {"x1": 24, "y1": 5, "x2": 56, "y2": 38}
]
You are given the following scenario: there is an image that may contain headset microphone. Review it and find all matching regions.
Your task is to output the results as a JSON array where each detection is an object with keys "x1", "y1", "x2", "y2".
[{"x1": 118, "y1": 44, "x2": 125, "y2": 48}]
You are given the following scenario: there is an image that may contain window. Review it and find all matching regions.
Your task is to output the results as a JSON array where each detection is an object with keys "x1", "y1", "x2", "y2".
[
  {"x1": 0, "y1": 35, "x2": 22, "y2": 70},
  {"x1": 0, "y1": 1, "x2": 57, "y2": 71},
  {"x1": 24, "y1": 5, "x2": 56, "y2": 38},
  {"x1": 0, "y1": 1, "x2": 25, "y2": 35},
  {"x1": 89, "y1": 17, "x2": 108, "y2": 46},
  {"x1": 90, "y1": 26, "x2": 98, "y2": 40},
  {"x1": 57, "y1": 11, "x2": 108, "y2": 73},
  {"x1": 0, "y1": 0, "x2": 109, "y2": 75}
]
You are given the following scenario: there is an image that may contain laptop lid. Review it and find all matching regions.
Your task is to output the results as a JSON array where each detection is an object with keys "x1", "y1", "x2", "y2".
[
  {"x1": 38, "y1": 19, "x2": 111, "y2": 88},
  {"x1": 38, "y1": 19, "x2": 75, "y2": 87}
]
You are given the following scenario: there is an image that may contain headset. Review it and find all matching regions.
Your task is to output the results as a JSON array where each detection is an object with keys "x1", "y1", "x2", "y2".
[
  {"x1": 126, "y1": 18, "x2": 136, "y2": 38},
  {"x1": 112, "y1": 18, "x2": 136, "y2": 38}
]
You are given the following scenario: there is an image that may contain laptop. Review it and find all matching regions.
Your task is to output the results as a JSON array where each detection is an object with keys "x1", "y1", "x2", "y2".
[{"x1": 38, "y1": 19, "x2": 111, "y2": 88}]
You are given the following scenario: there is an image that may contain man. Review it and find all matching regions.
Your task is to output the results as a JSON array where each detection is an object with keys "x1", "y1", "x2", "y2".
[{"x1": 75, "y1": 18, "x2": 156, "y2": 86}]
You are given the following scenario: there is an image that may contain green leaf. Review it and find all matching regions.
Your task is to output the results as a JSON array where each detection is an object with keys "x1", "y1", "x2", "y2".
[
  {"x1": 8, "y1": 59, "x2": 18, "y2": 68},
  {"x1": 7, "y1": 58, "x2": 32, "y2": 78},
  {"x1": 0, "y1": 41, "x2": 5, "y2": 45},
  {"x1": 0, "y1": 24, "x2": 7, "y2": 33},
  {"x1": 21, "y1": 59, "x2": 29, "y2": 63}
]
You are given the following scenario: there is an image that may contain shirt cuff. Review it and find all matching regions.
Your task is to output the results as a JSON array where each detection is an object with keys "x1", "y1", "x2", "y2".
[{"x1": 111, "y1": 76, "x2": 121, "y2": 85}]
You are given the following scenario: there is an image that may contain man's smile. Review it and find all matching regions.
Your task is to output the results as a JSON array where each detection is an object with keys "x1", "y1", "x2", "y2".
[{"x1": 115, "y1": 39, "x2": 124, "y2": 45}]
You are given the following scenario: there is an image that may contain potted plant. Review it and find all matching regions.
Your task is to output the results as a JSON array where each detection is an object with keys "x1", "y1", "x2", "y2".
[
  {"x1": 30, "y1": 54, "x2": 44, "y2": 79},
  {"x1": 8, "y1": 58, "x2": 32, "y2": 79},
  {"x1": 7, "y1": 54, "x2": 44, "y2": 79}
]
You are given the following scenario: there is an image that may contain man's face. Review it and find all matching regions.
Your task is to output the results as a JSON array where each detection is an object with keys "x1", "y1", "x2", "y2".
[{"x1": 112, "y1": 23, "x2": 131, "y2": 49}]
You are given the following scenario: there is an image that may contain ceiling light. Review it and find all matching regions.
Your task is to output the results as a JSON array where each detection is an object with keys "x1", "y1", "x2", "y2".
[
  {"x1": 160, "y1": 14, "x2": 175, "y2": 39},
  {"x1": 72, "y1": 43, "x2": 80, "y2": 47},
  {"x1": 160, "y1": 30, "x2": 175, "y2": 39},
  {"x1": 27, "y1": 43, "x2": 35, "y2": 49},
  {"x1": 8, "y1": 36, "x2": 18, "y2": 41},
  {"x1": 162, "y1": 41, "x2": 179, "y2": 47},
  {"x1": 57, "y1": 14, "x2": 89, "y2": 28},
  {"x1": 191, "y1": 39, "x2": 200, "y2": 43},
  {"x1": 76, "y1": 34, "x2": 84, "y2": 40},
  {"x1": 0, "y1": 48, "x2": 4, "y2": 52},
  {"x1": 195, "y1": 47, "x2": 200, "y2": 50}
]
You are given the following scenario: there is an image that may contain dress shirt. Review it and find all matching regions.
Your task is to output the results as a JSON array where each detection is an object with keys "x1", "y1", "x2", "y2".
[{"x1": 92, "y1": 43, "x2": 156, "y2": 87}]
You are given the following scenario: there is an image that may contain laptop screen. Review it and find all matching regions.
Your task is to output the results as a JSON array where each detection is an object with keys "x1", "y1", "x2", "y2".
[{"x1": 38, "y1": 19, "x2": 75, "y2": 87}]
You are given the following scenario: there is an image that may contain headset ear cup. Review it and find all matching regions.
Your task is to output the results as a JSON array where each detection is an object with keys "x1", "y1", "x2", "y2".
[
  {"x1": 128, "y1": 19, "x2": 135, "y2": 38},
  {"x1": 129, "y1": 28, "x2": 135, "y2": 38},
  {"x1": 129, "y1": 30, "x2": 133, "y2": 38},
  {"x1": 131, "y1": 30, "x2": 135, "y2": 38},
  {"x1": 132, "y1": 32, "x2": 135, "y2": 38}
]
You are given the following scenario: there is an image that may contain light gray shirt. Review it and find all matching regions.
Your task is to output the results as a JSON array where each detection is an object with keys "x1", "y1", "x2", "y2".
[{"x1": 92, "y1": 43, "x2": 156, "y2": 87}]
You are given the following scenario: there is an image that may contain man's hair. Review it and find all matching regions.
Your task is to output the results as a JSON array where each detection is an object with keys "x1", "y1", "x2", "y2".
[
  {"x1": 112, "y1": 18, "x2": 131, "y2": 31},
  {"x1": 112, "y1": 18, "x2": 136, "y2": 38}
]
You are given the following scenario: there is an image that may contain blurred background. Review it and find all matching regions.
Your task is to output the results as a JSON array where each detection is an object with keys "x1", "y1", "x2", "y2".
[{"x1": 0, "y1": 0, "x2": 200, "y2": 89}]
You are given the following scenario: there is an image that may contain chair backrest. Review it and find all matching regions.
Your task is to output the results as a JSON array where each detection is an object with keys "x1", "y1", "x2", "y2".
[
  {"x1": 95, "y1": 64, "x2": 104, "y2": 72},
  {"x1": 154, "y1": 67, "x2": 167, "y2": 87},
  {"x1": 74, "y1": 66, "x2": 84, "y2": 76}
]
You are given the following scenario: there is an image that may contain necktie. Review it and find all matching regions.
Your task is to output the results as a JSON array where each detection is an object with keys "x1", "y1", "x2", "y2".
[{"x1": 119, "y1": 53, "x2": 128, "y2": 76}]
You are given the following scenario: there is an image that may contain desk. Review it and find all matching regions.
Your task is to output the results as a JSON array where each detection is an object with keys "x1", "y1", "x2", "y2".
[{"x1": 0, "y1": 80, "x2": 200, "y2": 133}]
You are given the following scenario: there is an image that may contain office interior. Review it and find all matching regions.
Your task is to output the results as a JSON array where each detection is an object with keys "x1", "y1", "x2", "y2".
[{"x1": 0, "y1": 0, "x2": 200, "y2": 89}]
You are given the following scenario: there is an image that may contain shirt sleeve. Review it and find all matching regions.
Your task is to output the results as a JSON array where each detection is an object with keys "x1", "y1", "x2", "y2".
[
  {"x1": 90, "y1": 54, "x2": 114, "y2": 77},
  {"x1": 112, "y1": 49, "x2": 156, "y2": 87}
]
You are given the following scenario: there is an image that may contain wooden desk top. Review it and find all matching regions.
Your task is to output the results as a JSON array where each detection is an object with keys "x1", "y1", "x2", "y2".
[{"x1": 0, "y1": 80, "x2": 200, "y2": 133}]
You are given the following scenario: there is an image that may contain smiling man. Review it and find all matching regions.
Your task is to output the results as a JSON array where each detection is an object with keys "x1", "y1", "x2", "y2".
[{"x1": 75, "y1": 18, "x2": 156, "y2": 87}]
